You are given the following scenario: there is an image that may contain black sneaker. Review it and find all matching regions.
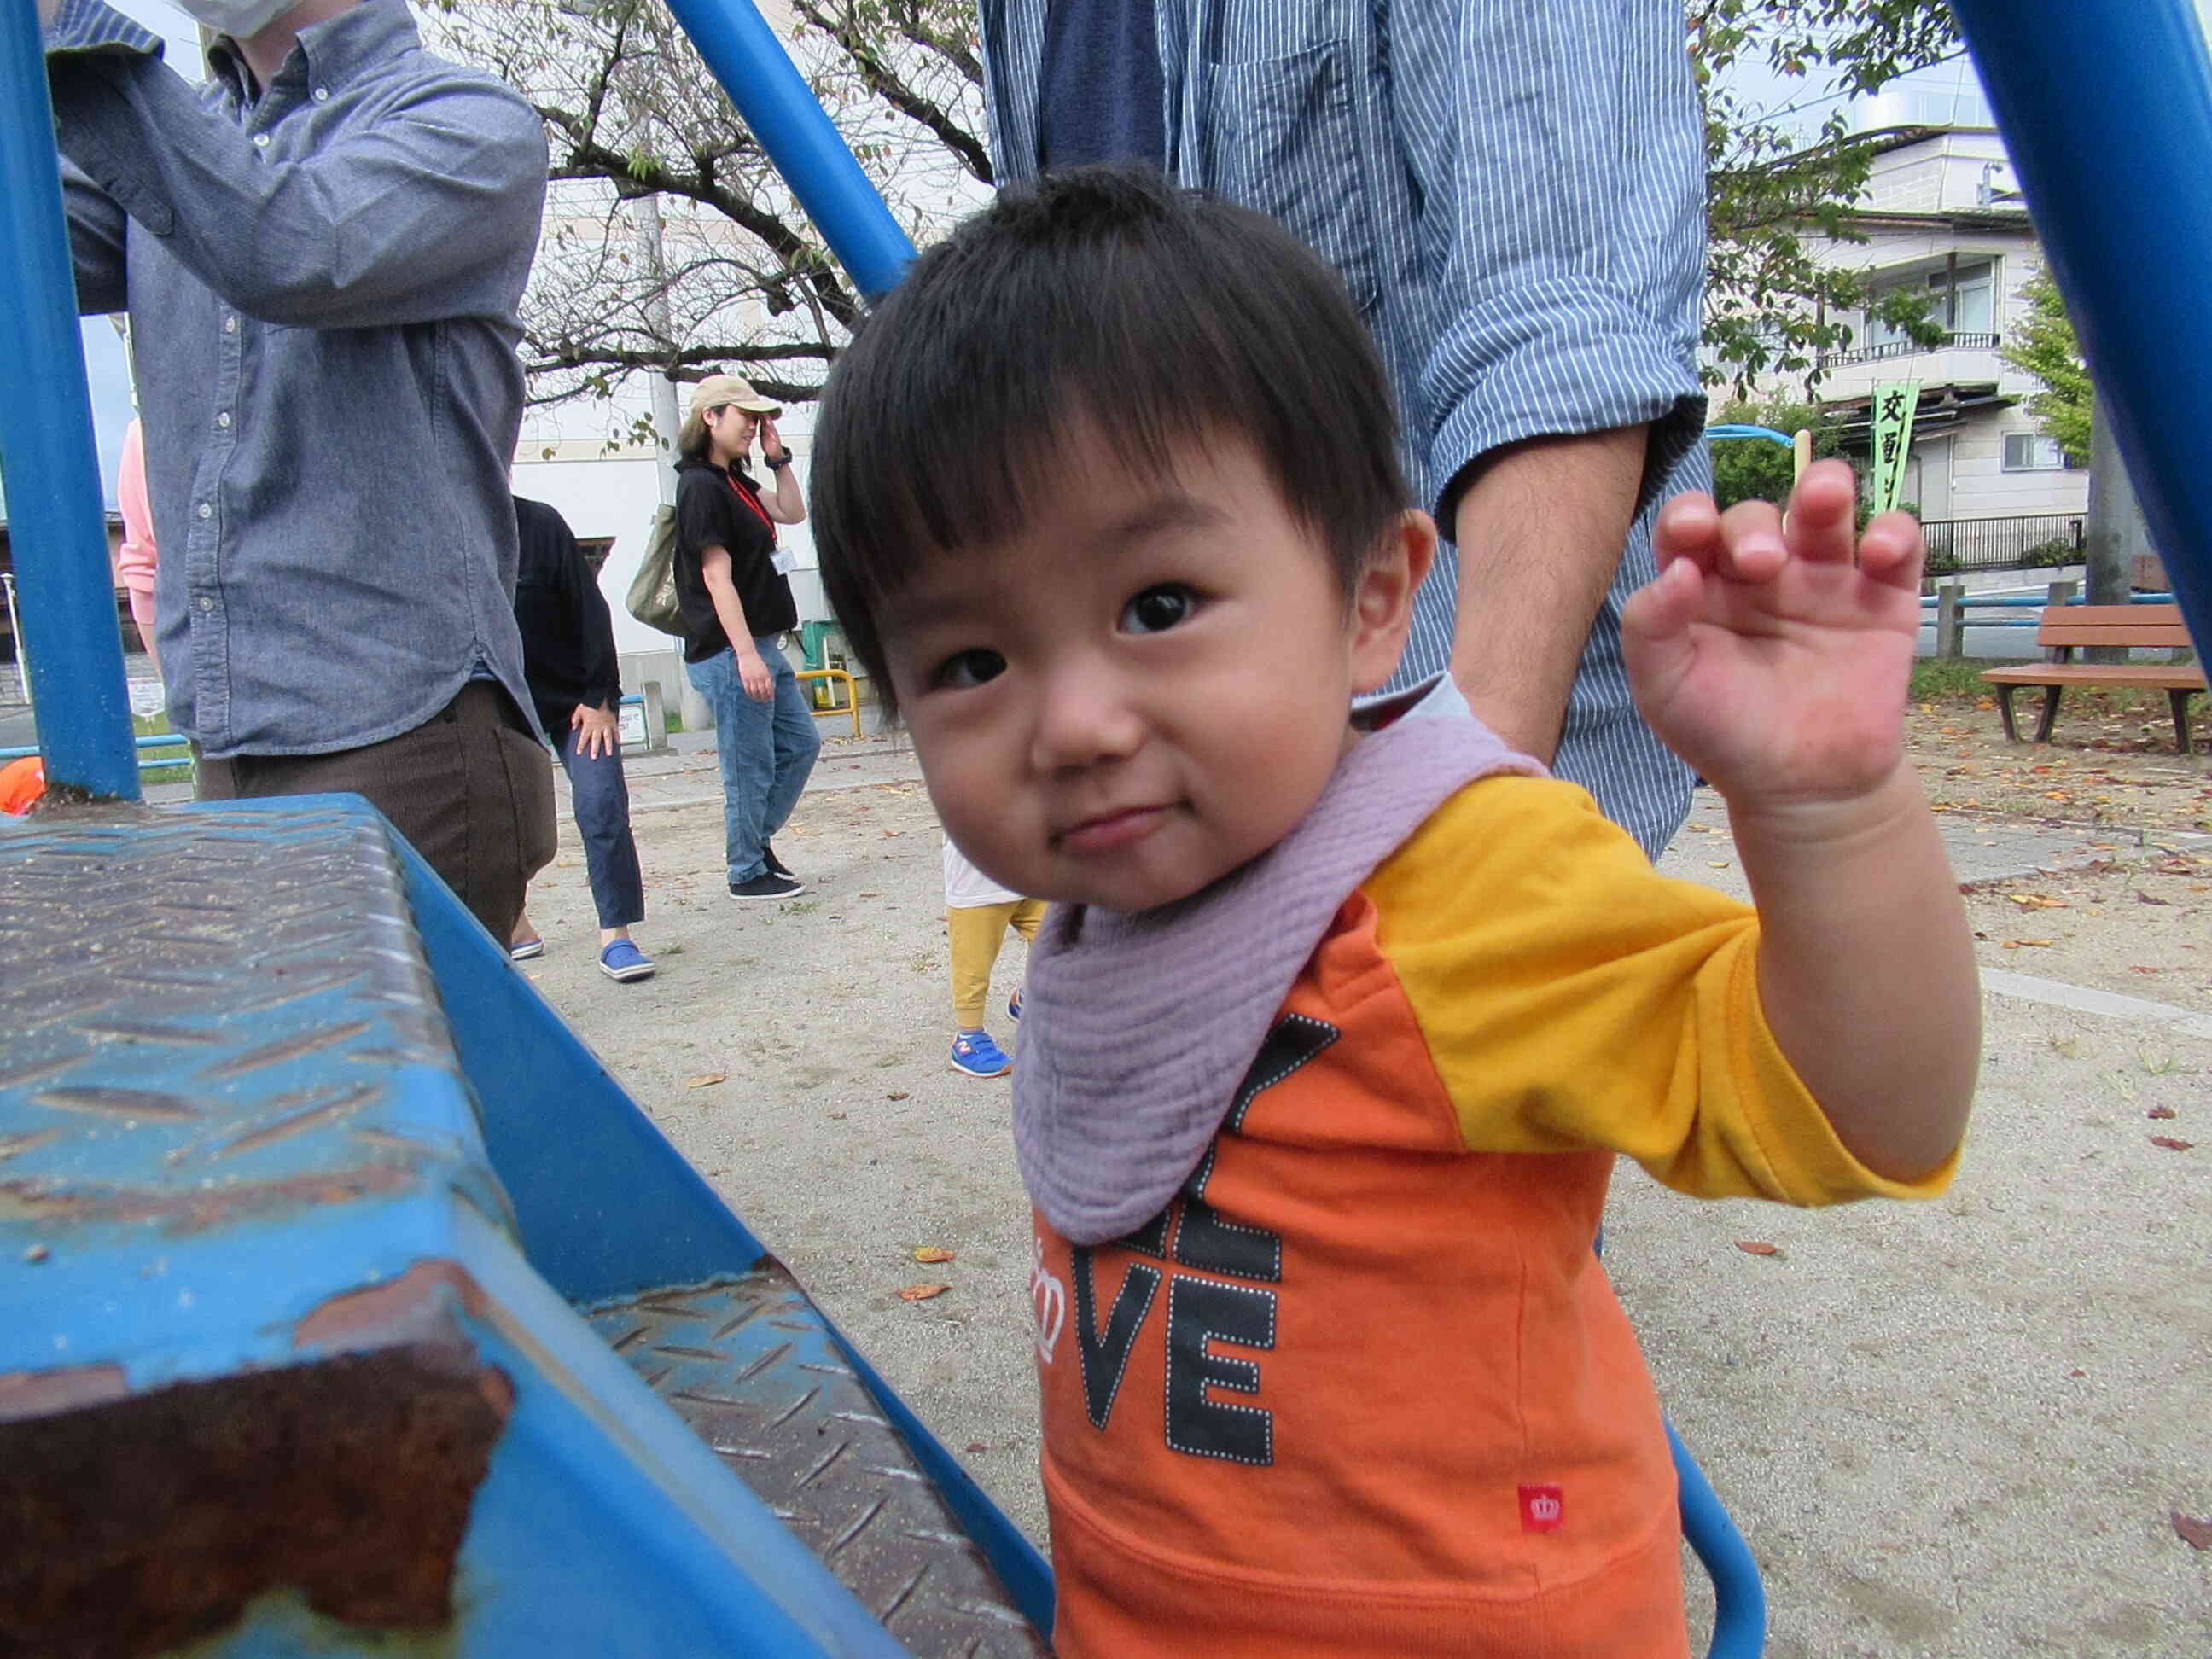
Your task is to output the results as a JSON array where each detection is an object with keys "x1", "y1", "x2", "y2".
[
  {"x1": 762, "y1": 841, "x2": 795, "y2": 878},
  {"x1": 729, "y1": 870, "x2": 806, "y2": 900}
]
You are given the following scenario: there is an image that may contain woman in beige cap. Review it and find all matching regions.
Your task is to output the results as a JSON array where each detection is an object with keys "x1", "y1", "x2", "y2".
[{"x1": 671, "y1": 375, "x2": 821, "y2": 899}]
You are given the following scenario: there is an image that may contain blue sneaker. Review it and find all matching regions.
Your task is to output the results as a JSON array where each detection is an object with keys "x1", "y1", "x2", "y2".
[
  {"x1": 598, "y1": 939, "x2": 656, "y2": 983},
  {"x1": 509, "y1": 935, "x2": 544, "y2": 962},
  {"x1": 949, "y1": 1029, "x2": 1012, "y2": 1079},
  {"x1": 1007, "y1": 988, "x2": 1023, "y2": 1023}
]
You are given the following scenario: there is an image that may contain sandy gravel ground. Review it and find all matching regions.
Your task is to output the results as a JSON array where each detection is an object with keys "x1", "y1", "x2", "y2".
[{"x1": 510, "y1": 699, "x2": 2210, "y2": 1658}]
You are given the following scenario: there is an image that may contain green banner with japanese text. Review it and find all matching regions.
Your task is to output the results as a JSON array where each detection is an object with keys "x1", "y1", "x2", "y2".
[{"x1": 1868, "y1": 381, "x2": 1922, "y2": 515}]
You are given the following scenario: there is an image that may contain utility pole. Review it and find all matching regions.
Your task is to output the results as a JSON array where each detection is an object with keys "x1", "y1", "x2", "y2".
[{"x1": 2081, "y1": 393, "x2": 2153, "y2": 663}]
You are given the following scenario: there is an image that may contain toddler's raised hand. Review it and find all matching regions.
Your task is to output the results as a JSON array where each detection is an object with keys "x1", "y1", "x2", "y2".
[{"x1": 1621, "y1": 460, "x2": 1924, "y2": 808}]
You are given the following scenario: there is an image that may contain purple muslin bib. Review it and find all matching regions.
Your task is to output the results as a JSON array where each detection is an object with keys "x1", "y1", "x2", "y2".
[{"x1": 1013, "y1": 682, "x2": 1544, "y2": 1243}]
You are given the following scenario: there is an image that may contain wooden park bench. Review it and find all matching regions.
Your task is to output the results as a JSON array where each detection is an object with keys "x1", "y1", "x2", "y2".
[{"x1": 1981, "y1": 603, "x2": 2206, "y2": 753}]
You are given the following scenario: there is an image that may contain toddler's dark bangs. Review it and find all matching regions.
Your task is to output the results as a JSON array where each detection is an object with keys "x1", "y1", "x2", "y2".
[{"x1": 814, "y1": 166, "x2": 1407, "y2": 701}]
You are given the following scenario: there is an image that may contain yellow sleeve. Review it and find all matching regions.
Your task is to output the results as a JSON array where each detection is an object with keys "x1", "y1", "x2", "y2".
[{"x1": 1365, "y1": 776, "x2": 1956, "y2": 1205}]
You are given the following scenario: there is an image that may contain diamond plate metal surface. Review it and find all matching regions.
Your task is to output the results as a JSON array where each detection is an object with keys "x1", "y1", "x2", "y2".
[
  {"x1": 585, "y1": 1269, "x2": 1050, "y2": 1658},
  {"x1": 0, "y1": 805, "x2": 491, "y2": 1245}
]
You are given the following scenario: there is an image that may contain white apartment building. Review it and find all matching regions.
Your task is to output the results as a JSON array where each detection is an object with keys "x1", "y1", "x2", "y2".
[{"x1": 1785, "y1": 125, "x2": 2087, "y2": 550}]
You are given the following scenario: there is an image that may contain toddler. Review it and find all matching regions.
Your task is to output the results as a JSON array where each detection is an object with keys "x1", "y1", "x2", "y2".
[{"x1": 813, "y1": 166, "x2": 1978, "y2": 1658}]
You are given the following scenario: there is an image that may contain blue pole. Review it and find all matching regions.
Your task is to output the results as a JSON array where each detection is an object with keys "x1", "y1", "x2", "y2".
[
  {"x1": 1705, "y1": 424, "x2": 1795, "y2": 448},
  {"x1": 1949, "y1": 0, "x2": 2212, "y2": 663},
  {"x1": 0, "y1": 0, "x2": 140, "y2": 801},
  {"x1": 658, "y1": 0, "x2": 917, "y2": 301}
]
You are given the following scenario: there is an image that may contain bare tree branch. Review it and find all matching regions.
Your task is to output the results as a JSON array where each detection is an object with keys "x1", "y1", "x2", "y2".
[{"x1": 430, "y1": 0, "x2": 988, "y2": 423}]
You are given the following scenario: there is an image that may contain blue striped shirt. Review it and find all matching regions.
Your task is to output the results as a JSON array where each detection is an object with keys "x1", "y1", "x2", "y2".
[{"x1": 979, "y1": 0, "x2": 1708, "y2": 856}]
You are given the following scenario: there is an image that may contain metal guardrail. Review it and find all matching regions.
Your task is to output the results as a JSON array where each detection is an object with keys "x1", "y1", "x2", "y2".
[
  {"x1": 1921, "y1": 513, "x2": 2083, "y2": 575},
  {"x1": 1921, "y1": 580, "x2": 2195, "y2": 654},
  {"x1": 1818, "y1": 331, "x2": 2002, "y2": 369}
]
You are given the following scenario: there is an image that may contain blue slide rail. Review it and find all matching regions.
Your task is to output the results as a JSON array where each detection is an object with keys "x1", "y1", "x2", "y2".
[
  {"x1": 20, "y1": 0, "x2": 2210, "y2": 1652},
  {"x1": 0, "y1": 0, "x2": 137, "y2": 800},
  {"x1": 1947, "y1": 0, "x2": 2212, "y2": 662}
]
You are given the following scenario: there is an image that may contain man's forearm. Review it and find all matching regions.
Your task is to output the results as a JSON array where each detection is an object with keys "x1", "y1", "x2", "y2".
[{"x1": 1448, "y1": 425, "x2": 1647, "y2": 762}]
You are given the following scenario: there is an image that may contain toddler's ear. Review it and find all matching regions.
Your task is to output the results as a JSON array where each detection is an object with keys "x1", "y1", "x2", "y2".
[{"x1": 1348, "y1": 510, "x2": 1435, "y2": 693}]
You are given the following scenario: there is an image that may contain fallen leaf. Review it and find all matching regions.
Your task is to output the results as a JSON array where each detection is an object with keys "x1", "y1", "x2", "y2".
[
  {"x1": 2148, "y1": 1107, "x2": 2178, "y2": 1120},
  {"x1": 966, "y1": 1441, "x2": 989, "y2": 1453},
  {"x1": 2000, "y1": 939, "x2": 2055, "y2": 949},
  {"x1": 2137, "y1": 891, "x2": 2172, "y2": 905},
  {"x1": 1734, "y1": 1241, "x2": 1780, "y2": 1257},
  {"x1": 2150, "y1": 1137, "x2": 2194, "y2": 1151},
  {"x1": 683, "y1": 1073, "x2": 726, "y2": 1089},
  {"x1": 886, "y1": 1091, "x2": 911, "y2": 1100},
  {"x1": 2174, "y1": 1512, "x2": 2212, "y2": 1551},
  {"x1": 912, "y1": 1246, "x2": 955, "y2": 1263},
  {"x1": 2128, "y1": 965, "x2": 2163, "y2": 975},
  {"x1": 1707, "y1": 860, "x2": 1732, "y2": 870},
  {"x1": 898, "y1": 1282, "x2": 951, "y2": 1301}
]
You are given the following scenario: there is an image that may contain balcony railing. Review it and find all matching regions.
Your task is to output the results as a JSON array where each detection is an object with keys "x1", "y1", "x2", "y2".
[
  {"x1": 1920, "y1": 512, "x2": 2082, "y2": 575},
  {"x1": 1818, "y1": 331, "x2": 2003, "y2": 369}
]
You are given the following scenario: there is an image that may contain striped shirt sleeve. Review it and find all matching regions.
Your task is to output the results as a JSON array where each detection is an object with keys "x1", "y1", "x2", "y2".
[{"x1": 1390, "y1": 0, "x2": 1709, "y2": 526}]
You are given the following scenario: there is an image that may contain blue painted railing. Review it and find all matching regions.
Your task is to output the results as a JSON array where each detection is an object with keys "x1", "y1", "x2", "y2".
[{"x1": 1947, "y1": 0, "x2": 2212, "y2": 661}]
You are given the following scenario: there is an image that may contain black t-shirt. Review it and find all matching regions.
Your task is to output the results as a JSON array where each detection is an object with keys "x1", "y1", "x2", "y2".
[
  {"x1": 672, "y1": 457, "x2": 798, "y2": 664},
  {"x1": 512, "y1": 496, "x2": 623, "y2": 733}
]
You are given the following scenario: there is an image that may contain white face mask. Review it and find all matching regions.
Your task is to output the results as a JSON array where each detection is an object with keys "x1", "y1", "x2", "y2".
[{"x1": 172, "y1": 0, "x2": 302, "y2": 41}]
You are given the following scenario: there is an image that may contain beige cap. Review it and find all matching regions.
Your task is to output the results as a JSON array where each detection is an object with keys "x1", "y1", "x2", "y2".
[{"x1": 687, "y1": 374, "x2": 780, "y2": 418}]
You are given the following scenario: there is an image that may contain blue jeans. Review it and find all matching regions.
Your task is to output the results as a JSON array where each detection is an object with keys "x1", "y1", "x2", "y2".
[
  {"x1": 556, "y1": 721, "x2": 645, "y2": 928},
  {"x1": 686, "y1": 637, "x2": 822, "y2": 884}
]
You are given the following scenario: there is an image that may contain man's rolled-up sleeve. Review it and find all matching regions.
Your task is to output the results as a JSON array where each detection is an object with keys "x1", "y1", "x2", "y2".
[{"x1": 1389, "y1": 0, "x2": 1709, "y2": 525}]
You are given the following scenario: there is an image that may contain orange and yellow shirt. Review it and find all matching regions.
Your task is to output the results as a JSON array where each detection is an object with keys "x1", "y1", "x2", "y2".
[{"x1": 1027, "y1": 776, "x2": 1953, "y2": 1656}]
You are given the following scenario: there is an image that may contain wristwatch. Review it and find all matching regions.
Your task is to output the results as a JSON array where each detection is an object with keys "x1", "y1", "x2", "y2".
[{"x1": 767, "y1": 450, "x2": 793, "y2": 469}]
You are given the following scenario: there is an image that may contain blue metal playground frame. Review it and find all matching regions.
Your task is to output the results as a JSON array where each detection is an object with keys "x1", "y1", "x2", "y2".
[{"x1": 4, "y1": 2, "x2": 2208, "y2": 1655}]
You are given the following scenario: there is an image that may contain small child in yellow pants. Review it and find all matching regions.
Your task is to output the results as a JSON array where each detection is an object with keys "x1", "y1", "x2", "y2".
[{"x1": 945, "y1": 839, "x2": 1045, "y2": 1078}]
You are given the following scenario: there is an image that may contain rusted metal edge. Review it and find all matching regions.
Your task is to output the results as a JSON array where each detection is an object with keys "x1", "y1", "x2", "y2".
[{"x1": 0, "y1": 1260, "x2": 510, "y2": 1659}]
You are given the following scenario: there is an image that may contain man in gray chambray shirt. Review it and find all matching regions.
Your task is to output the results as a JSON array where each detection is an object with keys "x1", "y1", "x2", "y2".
[{"x1": 42, "y1": 0, "x2": 556, "y2": 937}]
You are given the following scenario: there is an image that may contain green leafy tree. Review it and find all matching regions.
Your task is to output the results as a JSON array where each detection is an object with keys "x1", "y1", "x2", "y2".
[
  {"x1": 1998, "y1": 268, "x2": 2091, "y2": 459},
  {"x1": 1692, "y1": 0, "x2": 1959, "y2": 394},
  {"x1": 1707, "y1": 399, "x2": 1843, "y2": 509}
]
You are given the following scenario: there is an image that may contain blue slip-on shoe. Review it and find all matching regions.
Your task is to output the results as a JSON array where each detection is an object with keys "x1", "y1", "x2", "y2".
[
  {"x1": 1007, "y1": 988, "x2": 1023, "y2": 1023},
  {"x1": 509, "y1": 936, "x2": 545, "y2": 962},
  {"x1": 949, "y1": 1029, "x2": 1012, "y2": 1079},
  {"x1": 598, "y1": 939, "x2": 656, "y2": 982}
]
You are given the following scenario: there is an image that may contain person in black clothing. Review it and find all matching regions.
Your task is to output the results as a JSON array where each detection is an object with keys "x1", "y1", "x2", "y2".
[
  {"x1": 672, "y1": 374, "x2": 821, "y2": 900},
  {"x1": 509, "y1": 495, "x2": 655, "y2": 981}
]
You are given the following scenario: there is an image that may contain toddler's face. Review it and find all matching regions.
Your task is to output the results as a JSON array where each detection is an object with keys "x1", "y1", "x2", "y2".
[{"x1": 878, "y1": 428, "x2": 1416, "y2": 912}]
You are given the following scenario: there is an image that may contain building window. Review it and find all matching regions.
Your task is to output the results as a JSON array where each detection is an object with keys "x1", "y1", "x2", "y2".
[
  {"x1": 1866, "y1": 259, "x2": 1999, "y2": 352},
  {"x1": 2003, "y1": 433, "x2": 2075, "y2": 471}
]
